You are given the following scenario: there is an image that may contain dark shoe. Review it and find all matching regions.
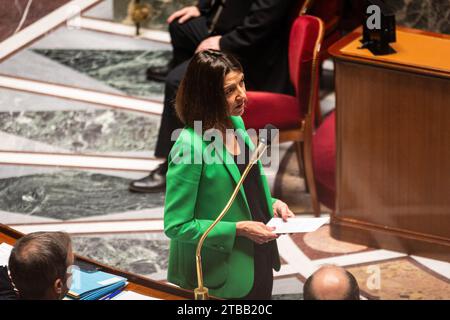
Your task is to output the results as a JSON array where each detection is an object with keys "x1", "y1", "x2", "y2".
[
  {"x1": 146, "y1": 64, "x2": 171, "y2": 82},
  {"x1": 129, "y1": 165, "x2": 166, "y2": 193}
]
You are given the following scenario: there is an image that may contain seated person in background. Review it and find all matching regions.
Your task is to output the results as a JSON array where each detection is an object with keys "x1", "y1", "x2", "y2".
[
  {"x1": 0, "y1": 265, "x2": 16, "y2": 300},
  {"x1": 0, "y1": 231, "x2": 73, "y2": 300},
  {"x1": 303, "y1": 265, "x2": 360, "y2": 300}
]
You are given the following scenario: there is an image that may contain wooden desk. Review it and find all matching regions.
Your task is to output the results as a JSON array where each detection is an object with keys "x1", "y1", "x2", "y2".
[
  {"x1": 329, "y1": 27, "x2": 450, "y2": 262},
  {"x1": 0, "y1": 224, "x2": 197, "y2": 300}
]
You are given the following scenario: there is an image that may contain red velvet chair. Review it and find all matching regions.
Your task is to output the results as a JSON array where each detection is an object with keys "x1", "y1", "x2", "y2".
[
  {"x1": 300, "y1": 0, "x2": 344, "y2": 61},
  {"x1": 242, "y1": 15, "x2": 324, "y2": 216},
  {"x1": 312, "y1": 111, "x2": 336, "y2": 210},
  {"x1": 299, "y1": 0, "x2": 343, "y2": 126}
]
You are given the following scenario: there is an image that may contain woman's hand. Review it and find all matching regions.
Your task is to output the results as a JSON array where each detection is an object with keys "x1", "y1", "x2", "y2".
[
  {"x1": 236, "y1": 221, "x2": 279, "y2": 244},
  {"x1": 272, "y1": 200, "x2": 295, "y2": 222},
  {"x1": 167, "y1": 6, "x2": 201, "y2": 24}
]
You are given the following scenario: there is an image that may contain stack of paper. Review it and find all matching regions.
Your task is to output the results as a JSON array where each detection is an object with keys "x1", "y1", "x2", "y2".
[
  {"x1": 267, "y1": 217, "x2": 330, "y2": 234},
  {"x1": 68, "y1": 269, "x2": 127, "y2": 300},
  {"x1": 111, "y1": 290, "x2": 161, "y2": 300}
]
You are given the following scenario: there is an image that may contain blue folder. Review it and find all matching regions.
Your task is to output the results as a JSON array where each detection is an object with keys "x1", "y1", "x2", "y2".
[{"x1": 68, "y1": 269, "x2": 127, "y2": 300}]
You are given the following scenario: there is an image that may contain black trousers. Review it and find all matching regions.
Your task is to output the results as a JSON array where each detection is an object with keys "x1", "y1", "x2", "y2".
[
  {"x1": 154, "y1": 17, "x2": 209, "y2": 159},
  {"x1": 241, "y1": 243, "x2": 274, "y2": 300}
]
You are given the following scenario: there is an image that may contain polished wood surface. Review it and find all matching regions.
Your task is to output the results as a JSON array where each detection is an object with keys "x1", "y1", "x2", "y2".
[
  {"x1": 329, "y1": 27, "x2": 450, "y2": 79},
  {"x1": 0, "y1": 224, "x2": 198, "y2": 300},
  {"x1": 340, "y1": 30, "x2": 450, "y2": 73},
  {"x1": 329, "y1": 28, "x2": 450, "y2": 262}
]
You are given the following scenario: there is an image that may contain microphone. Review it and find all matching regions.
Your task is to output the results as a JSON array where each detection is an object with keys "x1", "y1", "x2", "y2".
[
  {"x1": 248, "y1": 124, "x2": 277, "y2": 164},
  {"x1": 194, "y1": 124, "x2": 278, "y2": 300}
]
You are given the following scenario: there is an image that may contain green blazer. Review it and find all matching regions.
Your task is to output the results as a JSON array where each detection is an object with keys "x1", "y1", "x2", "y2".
[{"x1": 164, "y1": 116, "x2": 280, "y2": 299}]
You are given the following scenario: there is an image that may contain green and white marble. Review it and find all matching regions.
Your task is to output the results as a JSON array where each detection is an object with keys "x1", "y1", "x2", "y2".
[
  {"x1": 32, "y1": 49, "x2": 172, "y2": 100},
  {"x1": 0, "y1": 109, "x2": 159, "y2": 154},
  {"x1": 0, "y1": 170, "x2": 164, "y2": 220},
  {"x1": 72, "y1": 234, "x2": 169, "y2": 278}
]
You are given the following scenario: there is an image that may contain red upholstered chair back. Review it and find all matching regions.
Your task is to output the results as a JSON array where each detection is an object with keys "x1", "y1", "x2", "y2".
[
  {"x1": 307, "y1": 0, "x2": 343, "y2": 25},
  {"x1": 288, "y1": 15, "x2": 324, "y2": 120}
]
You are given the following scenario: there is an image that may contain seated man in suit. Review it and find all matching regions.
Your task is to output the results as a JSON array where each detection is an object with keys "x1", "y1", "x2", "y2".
[
  {"x1": 303, "y1": 265, "x2": 360, "y2": 300},
  {"x1": 0, "y1": 231, "x2": 73, "y2": 300},
  {"x1": 0, "y1": 266, "x2": 16, "y2": 300},
  {"x1": 130, "y1": 0, "x2": 298, "y2": 193}
]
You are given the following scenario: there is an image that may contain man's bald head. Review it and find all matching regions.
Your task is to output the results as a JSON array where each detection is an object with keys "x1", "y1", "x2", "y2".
[{"x1": 303, "y1": 265, "x2": 360, "y2": 300}]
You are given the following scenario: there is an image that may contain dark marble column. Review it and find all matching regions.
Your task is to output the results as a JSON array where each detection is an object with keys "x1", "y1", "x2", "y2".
[{"x1": 0, "y1": 0, "x2": 71, "y2": 42}]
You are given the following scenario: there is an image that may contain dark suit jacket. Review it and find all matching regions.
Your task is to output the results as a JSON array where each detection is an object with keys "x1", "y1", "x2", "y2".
[
  {"x1": 0, "y1": 266, "x2": 17, "y2": 300},
  {"x1": 198, "y1": 0, "x2": 298, "y2": 94}
]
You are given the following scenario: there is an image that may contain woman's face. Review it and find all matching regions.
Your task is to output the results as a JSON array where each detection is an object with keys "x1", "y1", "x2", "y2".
[{"x1": 224, "y1": 70, "x2": 247, "y2": 117}]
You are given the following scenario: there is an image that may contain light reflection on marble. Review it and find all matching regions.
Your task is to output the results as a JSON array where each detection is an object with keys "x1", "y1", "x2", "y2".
[
  {"x1": 0, "y1": 170, "x2": 164, "y2": 220},
  {"x1": 0, "y1": 109, "x2": 159, "y2": 154},
  {"x1": 32, "y1": 49, "x2": 171, "y2": 100},
  {"x1": 0, "y1": 87, "x2": 115, "y2": 113},
  {"x1": 72, "y1": 234, "x2": 169, "y2": 279},
  {"x1": 0, "y1": 50, "x2": 124, "y2": 97},
  {"x1": 31, "y1": 27, "x2": 171, "y2": 51}
]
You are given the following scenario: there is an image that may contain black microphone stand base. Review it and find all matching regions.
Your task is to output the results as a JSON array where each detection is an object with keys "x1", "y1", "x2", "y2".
[{"x1": 359, "y1": 40, "x2": 396, "y2": 56}]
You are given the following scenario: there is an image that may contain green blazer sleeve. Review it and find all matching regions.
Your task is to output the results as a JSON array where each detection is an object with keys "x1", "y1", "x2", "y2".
[
  {"x1": 271, "y1": 197, "x2": 277, "y2": 207},
  {"x1": 164, "y1": 130, "x2": 237, "y2": 254}
]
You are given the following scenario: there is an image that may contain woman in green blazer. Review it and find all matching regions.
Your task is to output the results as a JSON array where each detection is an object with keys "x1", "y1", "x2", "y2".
[{"x1": 164, "y1": 50, "x2": 294, "y2": 299}]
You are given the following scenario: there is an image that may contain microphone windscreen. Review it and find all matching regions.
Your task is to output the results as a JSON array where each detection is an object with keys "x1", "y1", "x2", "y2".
[{"x1": 260, "y1": 124, "x2": 278, "y2": 146}]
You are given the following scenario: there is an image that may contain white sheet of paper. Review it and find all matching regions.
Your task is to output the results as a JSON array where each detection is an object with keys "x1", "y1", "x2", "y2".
[
  {"x1": 0, "y1": 243, "x2": 13, "y2": 266},
  {"x1": 267, "y1": 217, "x2": 329, "y2": 234},
  {"x1": 98, "y1": 277, "x2": 124, "y2": 286},
  {"x1": 111, "y1": 290, "x2": 161, "y2": 300}
]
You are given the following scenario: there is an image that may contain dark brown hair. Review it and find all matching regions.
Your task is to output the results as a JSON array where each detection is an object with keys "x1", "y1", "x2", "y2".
[
  {"x1": 175, "y1": 50, "x2": 243, "y2": 131},
  {"x1": 8, "y1": 231, "x2": 72, "y2": 299}
]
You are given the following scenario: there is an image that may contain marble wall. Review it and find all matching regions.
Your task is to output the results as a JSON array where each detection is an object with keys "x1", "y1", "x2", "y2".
[
  {"x1": 390, "y1": 0, "x2": 450, "y2": 34},
  {"x1": 0, "y1": 0, "x2": 70, "y2": 42},
  {"x1": 113, "y1": 0, "x2": 196, "y2": 31}
]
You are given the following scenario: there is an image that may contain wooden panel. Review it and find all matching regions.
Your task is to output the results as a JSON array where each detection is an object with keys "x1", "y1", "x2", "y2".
[
  {"x1": 330, "y1": 27, "x2": 450, "y2": 261},
  {"x1": 330, "y1": 218, "x2": 450, "y2": 262},
  {"x1": 335, "y1": 61, "x2": 450, "y2": 241}
]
